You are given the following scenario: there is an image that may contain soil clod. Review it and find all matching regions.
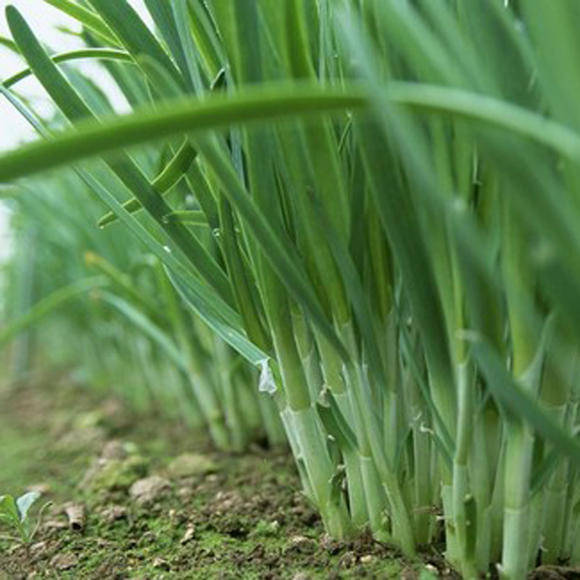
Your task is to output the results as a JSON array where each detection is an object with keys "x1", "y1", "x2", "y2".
[{"x1": 129, "y1": 475, "x2": 171, "y2": 506}]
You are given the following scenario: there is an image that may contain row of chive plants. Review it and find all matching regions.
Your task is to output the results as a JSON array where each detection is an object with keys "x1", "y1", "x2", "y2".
[
  {"x1": 1, "y1": 1, "x2": 580, "y2": 578},
  {"x1": 2, "y1": 167, "x2": 284, "y2": 450}
]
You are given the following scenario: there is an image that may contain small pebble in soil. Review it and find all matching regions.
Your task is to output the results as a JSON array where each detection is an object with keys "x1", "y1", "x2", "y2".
[
  {"x1": 168, "y1": 508, "x2": 187, "y2": 525},
  {"x1": 99, "y1": 504, "x2": 128, "y2": 523},
  {"x1": 167, "y1": 453, "x2": 217, "y2": 478},
  {"x1": 43, "y1": 518, "x2": 68, "y2": 530},
  {"x1": 213, "y1": 490, "x2": 242, "y2": 513},
  {"x1": 286, "y1": 535, "x2": 317, "y2": 555},
  {"x1": 50, "y1": 552, "x2": 78, "y2": 571},
  {"x1": 177, "y1": 485, "x2": 193, "y2": 500},
  {"x1": 83, "y1": 454, "x2": 148, "y2": 492},
  {"x1": 180, "y1": 525, "x2": 196, "y2": 545},
  {"x1": 100, "y1": 440, "x2": 128, "y2": 460},
  {"x1": 30, "y1": 541, "x2": 48, "y2": 555},
  {"x1": 319, "y1": 533, "x2": 343, "y2": 554},
  {"x1": 27, "y1": 483, "x2": 51, "y2": 495},
  {"x1": 152, "y1": 556, "x2": 170, "y2": 571},
  {"x1": 129, "y1": 475, "x2": 171, "y2": 505},
  {"x1": 339, "y1": 550, "x2": 356, "y2": 569}
]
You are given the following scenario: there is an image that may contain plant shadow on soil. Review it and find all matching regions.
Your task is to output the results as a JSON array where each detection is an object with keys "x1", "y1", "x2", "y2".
[{"x1": 0, "y1": 373, "x2": 572, "y2": 579}]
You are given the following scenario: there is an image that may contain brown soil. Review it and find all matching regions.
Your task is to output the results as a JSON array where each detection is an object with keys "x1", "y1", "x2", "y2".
[{"x1": 0, "y1": 373, "x2": 419, "y2": 579}]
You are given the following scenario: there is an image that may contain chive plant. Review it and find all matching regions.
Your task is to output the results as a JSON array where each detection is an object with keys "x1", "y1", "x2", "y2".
[{"x1": 2, "y1": 1, "x2": 580, "y2": 577}]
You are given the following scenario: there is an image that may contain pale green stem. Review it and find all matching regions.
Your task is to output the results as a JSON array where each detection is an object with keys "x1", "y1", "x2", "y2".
[
  {"x1": 452, "y1": 361, "x2": 478, "y2": 578},
  {"x1": 289, "y1": 405, "x2": 353, "y2": 538},
  {"x1": 469, "y1": 404, "x2": 501, "y2": 570},
  {"x1": 403, "y1": 337, "x2": 435, "y2": 545},
  {"x1": 489, "y1": 438, "x2": 506, "y2": 563},
  {"x1": 539, "y1": 403, "x2": 569, "y2": 564},
  {"x1": 316, "y1": 331, "x2": 371, "y2": 529},
  {"x1": 526, "y1": 489, "x2": 544, "y2": 569},
  {"x1": 499, "y1": 422, "x2": 534, "y2": 580},
  {"x1": 346, "y1": 362, "x2": 415, "y2": 555},
  {"x1": 270, "y1": 313, "x2": 352, "y2": 537}
]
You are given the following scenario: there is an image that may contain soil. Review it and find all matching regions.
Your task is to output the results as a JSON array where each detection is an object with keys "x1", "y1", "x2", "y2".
[
  {"x1": 0, "y1": 373, "x2": 423, "y2": 579},
  {"x1": 1, "y1": 373, "x2": 568, "y2": 579}
]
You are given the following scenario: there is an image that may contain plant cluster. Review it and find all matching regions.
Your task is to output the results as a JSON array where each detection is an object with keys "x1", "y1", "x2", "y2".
[
  {"x1": 0, "y1": 491, "x2": 50, "y2": 547},
  {"x1": 2, "y1": 1, "x2": 580, "y2": 578}
]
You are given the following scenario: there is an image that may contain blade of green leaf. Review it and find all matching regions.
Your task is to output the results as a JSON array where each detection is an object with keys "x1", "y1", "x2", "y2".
[
  {"x1": 97, "y1": 139, "x2": 198, "y2": 227},
  {"x1": 99, "y1": 291, "x2": 188, "y2": 372},
  {"x1": 0, "y1": 83, "x2": 367, "y2": 184},
  {"x1": 2, "y1": 48, "x2": 133, "y2": 88},
  {"x1": 42, "y1": 0, "x2": 120, "y2": 46},
  {"x1": 16, "y1": 492, "x2": 40, "y2": 522}
]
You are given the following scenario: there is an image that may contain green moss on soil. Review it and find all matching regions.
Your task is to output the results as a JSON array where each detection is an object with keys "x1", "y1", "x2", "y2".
[{"x1": 0, "y1": 375, "x2": 441, "y2": 579}]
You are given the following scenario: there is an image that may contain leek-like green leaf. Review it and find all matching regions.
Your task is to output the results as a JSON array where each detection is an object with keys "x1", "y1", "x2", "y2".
[
  {"x1": 2, "y1": 48, "x2": 133, "y2": 88},
  {"x1": 0, "y1": 84, "x2": 367, "y2": 184}
]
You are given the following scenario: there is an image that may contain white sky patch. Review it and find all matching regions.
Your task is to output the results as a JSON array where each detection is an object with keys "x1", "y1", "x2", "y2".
[{"x1": 0, "y1": 0, "x2": 152, "y2": 151}]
